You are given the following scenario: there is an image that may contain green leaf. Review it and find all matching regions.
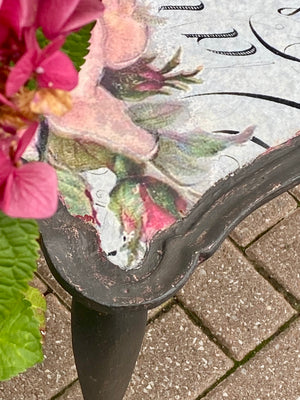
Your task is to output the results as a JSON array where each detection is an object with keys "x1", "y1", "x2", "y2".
[
  {"x1": 62, "y1": 22, "x2": 95, "y2": 71},
  {"x1": 47, "y1": 134, "x2": 115, "y2": 172},
  {"x1": 0, "y1": 212, "x2": 43, "y2": 381},
  {"x1": 0, "y1": 296, "x2": 43, "y2": 381},
  {"x1": 36, "y1": 23, "x2": 93, "y2": 71},
  {"x1": 24, "y1": 287, "x2": 46, "y2": 330},
  {"x1": 127, "y1": 102, "x2": 183, "y2": 130},
  {"x1": 56, "y1": 169, "x2": 93, "y2": 216},
  {"x1": 36, "y1": 28, "x2": 49, "y2": 49}
]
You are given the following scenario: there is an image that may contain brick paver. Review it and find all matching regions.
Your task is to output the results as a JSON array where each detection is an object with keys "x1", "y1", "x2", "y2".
[
  {"x1": 230, "y1": 193, "x2": 297, "y2": 247},
  {"x1": 56, "y1": 381, "x2": 82, "y2": 400},
  {"x1": 247, "y1": 209, "x2": 300, "y2": 300},
  {"x1": 203, "y1": 317, "x2": 300, "y2": 400},
  {"x1": 0, "y1": 295, "x2": 77, "y2": 400},
  {"x1": 124, "y1": 306, "x2": 233, "y2": 400},
  {"x1": 179, "y1": 240, "x2": 296, "y2": 360},
  {"x1": 290, "y1": 184, "x2": 300, "y2": 201},
  {"x1": 37, "y1": 253, "x2": 72, "y2": 308},
  {"x1": 30, "y1": 274, "x2": 48, "y2": 294},
  {"x1": 1, "y1": 191, "x2": 299, "y2": 400}
]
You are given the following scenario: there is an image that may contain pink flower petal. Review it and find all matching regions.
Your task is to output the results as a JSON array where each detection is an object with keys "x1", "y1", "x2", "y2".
[
  {"x1": 0, "y1": 150, "x2": 12, "y2": 185},
  {"x1": 39, "y1": 35, "x2": 65, "y2": 60},
  {"x1": 38, "y1": 50, "x2": 78, "y2": 90},
  {"x1": 37, "y1": 0, "x2": 79, "y2": 39},
  {"x1": 14, "y1": 122, "x2": 38, "y2": 160},
  {"x1": 1, "y1": 162, "x2": 58, "y2": 218},
  {"x1": 59, "y1": 0, "x2": 104, "y2": 35},
  {"x1": 5, "y1": 49, "x2": 35, "y2": 96},
  {"x1": 37, "y1": 0, "x2": 103, "y2": 39},
  {"x1": 0, "y1": 0, "x2": 22, "y2": 36}
]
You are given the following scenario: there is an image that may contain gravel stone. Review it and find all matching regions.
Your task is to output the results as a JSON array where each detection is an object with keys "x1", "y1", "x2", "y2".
[
  {"x1": 0, "y1": 294, "x2": 77, "y2": 400},
  {"x1": 204, "y1": 317, "x2": 300, "y2": 400},
  {"x1": 230, "y1": 193, "x2": 297, "y2": 247},
  {"x1": 124, "y1": 305, "x2": 233, "y2": 400},
  {"x1": 178, "y1": 240, "x2": 295, "y2": 360},
  {"x1": 246, "y1": 209, "x2": 300, "y2": 299}
]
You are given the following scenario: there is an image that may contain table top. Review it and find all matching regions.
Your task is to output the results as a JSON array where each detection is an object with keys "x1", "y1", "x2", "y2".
[{"x1": 40, "y1": 1, "x2": 299, "y2": 284}]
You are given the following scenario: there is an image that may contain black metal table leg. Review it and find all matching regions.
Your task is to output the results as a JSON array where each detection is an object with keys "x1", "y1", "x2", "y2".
[{"x1": 71, "y1": 299, "x2": 147, "y2": 400}]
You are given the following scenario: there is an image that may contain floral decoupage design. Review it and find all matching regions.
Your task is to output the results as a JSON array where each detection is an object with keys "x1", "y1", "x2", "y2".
[{"x1": 42, "y1": 0, "x2": 299, "y2": 268}]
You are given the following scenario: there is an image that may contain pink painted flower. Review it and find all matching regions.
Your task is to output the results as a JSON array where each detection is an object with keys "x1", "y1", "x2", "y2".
[
  {"x1": 49, "y1": 15, "x2": 157, "y2": 161},
  {"x1": 0, "y1": 122, "x2": 58, "y2": 218},
  {"x1": 139, "y1": 185, "x2": 176, "y2": 242},
  {"x1": 100, "y1": 50, "x2": 203, "y2": 101},
  {"x1": 101, "y1": 0, "x2": 147, "y2": 70},
  {"x1": 6, "y1": 30, "x2": 78, "y2": 97},
  {"x1": 37, "y1": 0, "x2": 104, "y2": 40}
]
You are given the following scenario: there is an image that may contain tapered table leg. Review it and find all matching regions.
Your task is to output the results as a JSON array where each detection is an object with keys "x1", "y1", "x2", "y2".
[{"x1": 71, "y1": 300, "x2": 147, "y2": 400}]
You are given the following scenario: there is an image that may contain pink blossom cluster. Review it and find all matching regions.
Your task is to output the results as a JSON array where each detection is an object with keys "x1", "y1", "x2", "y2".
[{"x1": 0, "y1": 0, "x2": 103, "y2": 218}]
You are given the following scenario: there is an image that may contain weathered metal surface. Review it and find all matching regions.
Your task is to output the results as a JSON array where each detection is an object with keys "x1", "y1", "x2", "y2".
[
  {"x1": 39, "y1": 134, "x2": 300, "y2": 313},
  {"x1": 71, "y1": 300, "x2": 147, "y2": 400}
]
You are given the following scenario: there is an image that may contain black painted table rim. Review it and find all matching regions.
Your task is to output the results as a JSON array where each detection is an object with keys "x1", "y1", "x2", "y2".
[{"x1": 39, "y1": 134, "x2": 300, "y2": 314}]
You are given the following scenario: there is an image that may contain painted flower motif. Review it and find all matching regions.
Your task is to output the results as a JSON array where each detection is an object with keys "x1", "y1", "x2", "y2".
[
  {"x1": 139, "y1": 185, "x2": 176, "y2": 242},
  {"x1": 48, "y1": 4, "x2": 157, "y2": 161},
  {"x1": 0, "y1": 122, "x2": 58, "y2": 218},
  {"x1": 100, "y1": 0, "x2": 147, "y2": 70},
  {"x1": 100, "y1": 49, "x2": 203, "y2": 101}
]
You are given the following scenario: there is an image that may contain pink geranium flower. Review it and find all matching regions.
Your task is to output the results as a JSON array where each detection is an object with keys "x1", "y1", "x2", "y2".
[
  {"x1": 0, "y1": 0, "x2": 37, "y2": 38},
  {"x1": 0, "y1": 122, "x2": 58, "y2": 218},
  {"x1": 6, "y1": 29, "x2": 78, "y2": 97}
]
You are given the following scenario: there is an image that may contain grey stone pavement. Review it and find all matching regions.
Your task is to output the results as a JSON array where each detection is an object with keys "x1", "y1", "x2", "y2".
[{"x1": 1, "y1": 187, "x2": 300, "y2": 400}]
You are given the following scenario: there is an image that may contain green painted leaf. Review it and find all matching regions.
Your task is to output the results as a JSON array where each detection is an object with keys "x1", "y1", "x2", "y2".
[
  {"x1": 0, "y1": 212, "x2": 43, "y2": 381},
  {"x1": 127, "y1": 102, "x2": 183, "y2": 130},
  {"x1": 153, "y1": 133, "x2": 227, "y2": 185},
  {"x1": 62, "y1": 23, "x2": 95, "y2": 71},
  {"x1": 113, "y1": 155, "x2": 144, "y2": 180},
  {"x1": 57, "y1": 169, "x2": 93, "y2": 216},
  {"x1": 160, "y1": 48, "x2": 182, "y2": 74},
  {"x1": 145, "y1": 180, "x2": 182, "y2": 218},
  {"x1": 109, "y1": 180, "x2": 144, "y2": 257},
  {"x1": 47, "y1": 134, "x2": 115, "y2": 172},
  {"x1": 109, "y1": 180, "x2": 144, "y2": 230}
]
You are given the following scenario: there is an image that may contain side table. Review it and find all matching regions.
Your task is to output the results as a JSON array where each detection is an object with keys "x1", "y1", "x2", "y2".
[{"x1": 39, "y1": 1, "x2": 300, "y2": 399}]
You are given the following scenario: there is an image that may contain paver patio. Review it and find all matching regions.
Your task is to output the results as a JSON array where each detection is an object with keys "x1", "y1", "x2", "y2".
[{"x1": 0, "y1": 188, "x2": 299, "y2": 400}]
